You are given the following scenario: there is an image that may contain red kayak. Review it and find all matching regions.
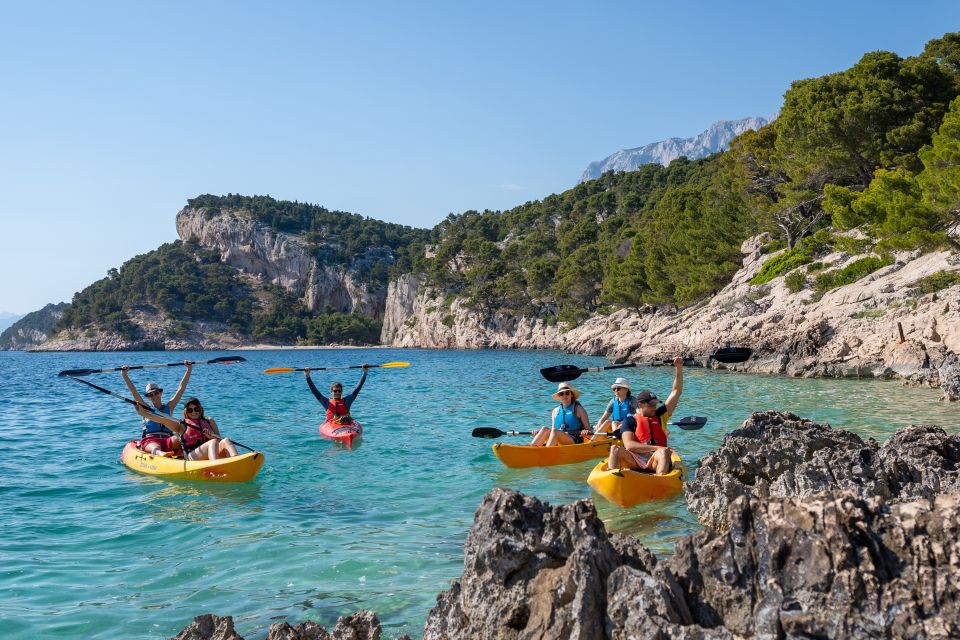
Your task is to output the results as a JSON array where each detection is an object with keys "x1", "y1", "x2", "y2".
[{"x1": 319, "y1": 419, "x2": 363, "y2": 447}]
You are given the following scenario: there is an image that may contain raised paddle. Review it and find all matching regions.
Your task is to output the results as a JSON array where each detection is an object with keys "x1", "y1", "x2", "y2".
[
  {"x1": 61, "y1": 375, "x2": 258, "y2": 453},
  {"x1": 263, "y1": 361, "x2": 410, "y2": 374},
  {"x1": 539, "y1": 347, "x2": 752, "y2": 383},
  {"x1": 471, "y1": 416, "x2": 708, "y2": 439},
  {"x1": 57, "y1": 355, "x2": 246, "y2": 378}
]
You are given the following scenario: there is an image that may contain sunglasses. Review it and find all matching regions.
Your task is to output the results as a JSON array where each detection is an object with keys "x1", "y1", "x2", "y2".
[
  {"x1": 146, "y1": 390, "x2": 162, "y2": 397},
  {"x1": 185, "y1": 406, "x2": 201, "y2": 413},
  {"x1": 331, "y1": 388, "x2": 343, "y2": 392},
  {"x1": 558, "y1": 391, "x2": 572, "y2": 396}
]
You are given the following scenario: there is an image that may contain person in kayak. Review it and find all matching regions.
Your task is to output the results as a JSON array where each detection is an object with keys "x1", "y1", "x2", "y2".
[
  {"x1": 592, "y1": 377, "x2": 638, "y2": 438},
  {"x1": 530, "y1": 382, "x2": 591, "y2": 446},
  {"x1": 606, "y1": 356, "x2": 684, "y2": 475},
  {"x1": 305, "y1": 364, "x2": 368, "y2": 425},
  {"x1": 133, "y1": 397, "x2": 238, "y2": 460},
  {"x1": 121, "y1": 362, "x2": 193, "y2": 457}
]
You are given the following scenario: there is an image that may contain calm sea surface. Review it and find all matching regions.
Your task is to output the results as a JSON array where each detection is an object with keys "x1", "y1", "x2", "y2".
[{"x1": 1, "y1": 349, "x2": 957, "y2": 639}]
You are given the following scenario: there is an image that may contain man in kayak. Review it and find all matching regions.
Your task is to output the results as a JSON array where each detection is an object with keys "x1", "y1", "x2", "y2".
[
  {"x1": 121, "y1": 361, "x2": 193, "y2": 457},
  {"x1": 305, "y1": 364, "x2": 368, "y2": 425},
  {"x1": 606, "y1": 356, "x2": 684, "y2": 475}
]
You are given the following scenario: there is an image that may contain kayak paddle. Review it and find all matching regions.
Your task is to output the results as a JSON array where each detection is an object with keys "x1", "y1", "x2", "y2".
[
  {"x1": 57, "y1": 355, "x2": 246, "y2": 378},
  {"x1": 263, "y1": 361, "x2": 410, "y2": 374},
  {"x1": 471, "y1": 416, "x2": 708, "y2": 438},
  {"x1": 61, "y1": 375, "x2": 258, "y2": 453},
  {"x1": 539, "y1": 347, "x2": 752, "y2": 383}
]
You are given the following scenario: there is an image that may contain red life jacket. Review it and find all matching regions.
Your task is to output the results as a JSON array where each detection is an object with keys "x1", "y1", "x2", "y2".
[
  {"x1": 326, "y1": 398, "x2": 350, "y2": 423},
  {"x1": 181, "y1": 417, "x2": 213, "y2": 452},
  {"x1": 636, "y1": 413, "x2": 669, "y2": 447}
]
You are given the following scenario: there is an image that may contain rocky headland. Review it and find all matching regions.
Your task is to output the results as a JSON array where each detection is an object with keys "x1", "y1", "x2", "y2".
[{"x1": 173, "y1": 411, "x2": 960, "y2": 639}]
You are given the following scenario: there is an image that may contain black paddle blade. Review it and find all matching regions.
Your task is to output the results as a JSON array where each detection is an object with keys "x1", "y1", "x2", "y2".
[
  {"x1": 58, "y1": 368, "x2": 97, "y2": 377},
  {"x1": 672, "y1": 416, "x2": 707, "y2": 430},
  {"x1": 539, "y1": 364, "x2": 584, "y2": 383},
  {"x1": 711, "y1": 347, "x2": 752, "y2": 364},
  {"x1": 472, "y1": 427, "x2": 505, "y2": 439},
  {"x1": 208, "y1": 356, "x2": 246, "y2": 364}
]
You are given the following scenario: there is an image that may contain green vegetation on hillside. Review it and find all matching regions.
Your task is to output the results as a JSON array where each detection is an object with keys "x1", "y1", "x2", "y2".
[{"x1": 58, "y1": 241, "x2": 255, "y2": 337}]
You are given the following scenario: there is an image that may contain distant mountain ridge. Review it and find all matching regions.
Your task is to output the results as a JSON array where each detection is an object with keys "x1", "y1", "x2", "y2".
[
  {"x1": 0, "y1": 312, "x2": 23, "y2": 333},
  {"x1": 579, "y1": 116, "x2": 772, "y2": 183}
]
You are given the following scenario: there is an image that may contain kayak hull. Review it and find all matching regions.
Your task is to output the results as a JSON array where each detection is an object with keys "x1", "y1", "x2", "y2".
[
  {"x1": 493, "y1": 438, "x2": 616, "y2": 468},
  {"x1": 587, "y1": 452, "x2": 685, "y2": 507},
  {"x1": 120, "y1": 441, "x2": 264, "y2": 483},
  {"x1": 319, "y1": 419, "x2": 363, "y2": 447}
]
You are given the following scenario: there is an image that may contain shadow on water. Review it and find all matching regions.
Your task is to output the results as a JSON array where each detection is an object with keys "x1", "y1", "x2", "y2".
[{"x1": 124, "y1": 474, "x2": 265, "y2": 524}]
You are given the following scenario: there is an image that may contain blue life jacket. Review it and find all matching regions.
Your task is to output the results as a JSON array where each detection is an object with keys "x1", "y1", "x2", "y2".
[
  {"x1": 142, "y1": 404, "x2": 174, "y2": 438},
  {"x1": 612, "y1": 396, "x2": 634, "y2": 422},
  {"x1": 553, "y1": 402, "x2": 583, "y2": 434}
]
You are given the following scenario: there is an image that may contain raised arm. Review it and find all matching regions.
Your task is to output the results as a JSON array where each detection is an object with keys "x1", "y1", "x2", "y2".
[
  {"x1": 121, "y1": 366, "x2": 147, "y2": 409},
  {"x1": 304, "y1": 369, "x2": 330, "y2": 409},
  {"x1": 343, "y1": 366, "x2": 368, "y2": 408},
  {"x1": 663, "y1": 357, "x2": 684, "y2": 415},
  {"x1": 168, "y1": 361, "x2": 193, "y2": 410}
]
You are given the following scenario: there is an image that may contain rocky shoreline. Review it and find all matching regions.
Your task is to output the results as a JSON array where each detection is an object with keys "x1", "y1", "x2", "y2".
[{"x1": 171, "y1": 411, "x2": 960, "y2": 640}]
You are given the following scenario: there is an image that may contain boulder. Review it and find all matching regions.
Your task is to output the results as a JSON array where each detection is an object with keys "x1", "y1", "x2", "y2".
[{"x1": 686, "y1": 411, "x2": 960, "y2": 531}]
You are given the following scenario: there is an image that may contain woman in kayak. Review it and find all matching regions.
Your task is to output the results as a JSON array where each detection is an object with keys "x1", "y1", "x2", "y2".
[
  {"x1": 607, "y1": 356, "x2": 684, "y2": 475},
  {"x1": 530, "y1": 382, "x2": 591, "y2": 446},
  {"x1": 592, "y1": 377, "x2": 637, "y2": 438},
  {"x1": 134, "y1": 397, "x2": 238, "y2": 461},
  {"x1": 304, "y1": 364, "x2": 368, "y2": 424},
  {"x1": 121, "y1": 362, "x2": 193, "y2": 457}
]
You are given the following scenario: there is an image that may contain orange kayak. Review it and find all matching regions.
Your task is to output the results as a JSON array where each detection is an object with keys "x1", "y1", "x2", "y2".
[
  {"x1": 120, "y1": 441, "x2": 264, "y2": 482},
  {"x1": 492, "y1": 438, "x2": 616, "y2": 468},
  {"x1": 587, "y1": 452, "x2": 685, "y2": 507}
]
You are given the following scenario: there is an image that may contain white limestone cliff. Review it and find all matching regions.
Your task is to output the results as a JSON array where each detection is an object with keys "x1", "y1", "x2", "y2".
[
  {"x1": 175, "y1": 207, "x2": 385, "y2": 318},
  {"x1": 382, "y1": 236, "x2": 960, "y2": 398}
]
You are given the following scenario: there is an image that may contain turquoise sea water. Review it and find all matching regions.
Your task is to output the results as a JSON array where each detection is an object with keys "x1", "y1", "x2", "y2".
[{"x1": 1, "y1": 348, "x2": 958, "y2": 639}]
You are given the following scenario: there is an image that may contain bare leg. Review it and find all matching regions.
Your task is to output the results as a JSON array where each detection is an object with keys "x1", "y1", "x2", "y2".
[
  {"x1": 607, "y1": 445, "x2": 622, "y2": 470},
  {"x1": 219, "y1": 438, "x2": 238, "y2": 457},
  {"x1": 652, "y1": 448, "x2": 673, "y2": 475},
  {"x1": 530, "y1": 426, "x2": 550, "y2": 446},
  {"x1": 187, "y1": 439, "x2": 220, "y2": 461}
]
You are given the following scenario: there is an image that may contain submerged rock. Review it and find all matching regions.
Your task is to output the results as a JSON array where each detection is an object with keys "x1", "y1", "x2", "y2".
[
  {"x1": 171, "y1": 610, "x2": 401, "y2": 640},
  {"x1": 172, "y1": 614, "x2": 243, "y2": 640},
  {"x1": 687, "y1": 411, "x2": 960, "y2": 531}
]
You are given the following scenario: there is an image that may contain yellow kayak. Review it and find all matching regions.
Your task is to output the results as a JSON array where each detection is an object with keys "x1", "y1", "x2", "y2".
[
  {"x1": 121, "y1": 441, "x2": 265, "y2": 482},
  {"x1": 492, "y1": 438, "x2": 617, "y2": 468},
  {"x1": 587, "y1": 452, "x2": 685, "y2": 507}
]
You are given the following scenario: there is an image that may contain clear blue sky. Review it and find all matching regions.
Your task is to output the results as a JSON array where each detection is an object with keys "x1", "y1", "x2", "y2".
[{"x1": 0, "y1": 1, "x2": 955, "y2": 314}]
